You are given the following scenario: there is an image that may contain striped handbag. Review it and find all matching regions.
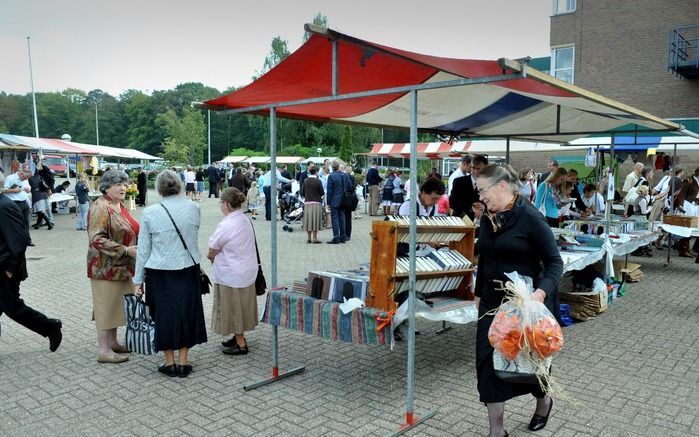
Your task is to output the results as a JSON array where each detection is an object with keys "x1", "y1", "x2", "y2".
[{"x1": 123, "y1": 294, "x2": 156, "y2": 355}]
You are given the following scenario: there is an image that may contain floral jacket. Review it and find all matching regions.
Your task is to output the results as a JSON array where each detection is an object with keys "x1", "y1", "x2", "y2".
[{"x1": 87, "y1": 196, "x2": 138, "y2": 280}]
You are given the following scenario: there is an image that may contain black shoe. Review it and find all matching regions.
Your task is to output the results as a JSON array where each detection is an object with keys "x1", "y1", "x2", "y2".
[
  {"x1": 47, "y1": 223, "x2": 53, "y2": 230},
  {"x1": 158, "y1": 364, "x2": 179, "y2": 377},
  {"x1": 28, "y1": 241, "x2": 35, "y2": 247},
  {"x1": 32, "y1": 224, "x2": 40, "y2": 229},
  {"x1": 222, "y1": 343, "x2": 249, "y2": 355},
  {"x1": 221, "y1": 337, "x2": 236, "y2": 348},
  {"x1": 528, "y1": 398, "x2": 553, "y2": 431},
  {"x1": 327, "y1": 239, "x2": 341, "y2": 244},
  {"x1": 177, "y1": 363, "x2": 193, "y2": 378},
  {"x1": 48, "y1": 319, "x2": 62, "y2": 352}
]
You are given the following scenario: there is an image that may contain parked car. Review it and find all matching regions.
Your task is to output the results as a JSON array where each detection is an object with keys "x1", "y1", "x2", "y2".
[{"x1": 43, "y1": 155, "x2": 68, "y2": 176}]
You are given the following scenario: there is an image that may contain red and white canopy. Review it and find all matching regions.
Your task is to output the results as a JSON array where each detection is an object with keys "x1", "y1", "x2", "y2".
[
  {"x1": 370, "y1": 142, "x2": 456, "y2": 158},
  {"x1": 203, "y1": 25, "x2": 679, "y2": 142}
]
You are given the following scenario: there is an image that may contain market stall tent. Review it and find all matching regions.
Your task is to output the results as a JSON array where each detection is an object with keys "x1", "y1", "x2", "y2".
[
  {"x1": 198, "y1": 24, "x2": 684, "y2": 436},
  {"x1": 220, "y1": 155, "x2": 248, "y2": 163}
]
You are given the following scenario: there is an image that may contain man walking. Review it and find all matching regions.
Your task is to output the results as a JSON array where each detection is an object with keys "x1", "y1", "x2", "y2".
[
  {"x1": 326, "y1": 161, "x2": 349, "y2": 244},
  {"x1": 366, "y1": 161, "x2": 382, "y2": 216},
  {"x1": 3, "y1": 165, "x2": 35, "y2": 246},
  {"x1": 260, "y1": 167, "x2": 292, "y2": 221},
  {"x1": 0, "y1": 173, "x2": 62, "y2": 351},
  {"x1": 207, "y1": 162, "x2": 220, "y2": 198}
]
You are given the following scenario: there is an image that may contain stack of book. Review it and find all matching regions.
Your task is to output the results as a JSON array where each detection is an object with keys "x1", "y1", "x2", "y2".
[{"x1": 394, "y1": 249, "x2": 472, "y2": 294}]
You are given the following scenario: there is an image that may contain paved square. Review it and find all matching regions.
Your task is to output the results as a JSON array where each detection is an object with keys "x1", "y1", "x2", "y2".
[{"x1": 1, "y1": 192, "x2": 698, "y2": 436}]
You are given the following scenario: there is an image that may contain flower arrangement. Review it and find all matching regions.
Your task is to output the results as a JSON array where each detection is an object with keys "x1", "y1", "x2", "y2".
[{"x1": 125, "y1": 184, "x2": 139, "y2": 200}]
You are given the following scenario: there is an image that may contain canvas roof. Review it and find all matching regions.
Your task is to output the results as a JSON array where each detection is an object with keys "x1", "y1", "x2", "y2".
[
  {"x1": 0, "y1": 133, "x2": 160, "y2": 160},
  {"x1": 202, "y1": 25, "x2": 681, "y2": 143}
]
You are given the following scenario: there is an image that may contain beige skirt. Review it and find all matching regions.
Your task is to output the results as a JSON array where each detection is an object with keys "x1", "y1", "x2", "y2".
[
  {"x1": 211, "y1": 283, "x2": 258, "y2": 335},
  {"x1": 303, "y1": 203, "x2": 323, "y2": 231},
  {"x1": 90, "y1": 279, "x2": 131, "y2": 330}
]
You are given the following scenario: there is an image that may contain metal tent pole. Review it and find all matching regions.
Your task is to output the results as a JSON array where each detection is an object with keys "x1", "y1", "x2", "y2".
[
  {"x1": 386, "y1": 89, "x2": 436, "y2": 437},
  {"x1": 244, "y1": 107, "x2": 305, "y2": 391},
  {"x1": 666, "y1": 142, "x2": 678, "y2": 265},
  {"x1": 604, "y1": 133, "x2": 615, "y2": 282},
  {"x1": 505, "y1": 137, "x2": 510, "y2": 165}
]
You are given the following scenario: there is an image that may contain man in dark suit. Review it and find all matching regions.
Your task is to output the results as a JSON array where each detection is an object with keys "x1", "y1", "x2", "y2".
[
  {"x1": 136, "y1": 167, "x2": 147, "y2": 206},
  {"x1": 207, "y1": 163, "x2": 220, "y2": 198},
  {"x1": 449, "y1": 154, "x2": 488, "y2": 220},
  {"x1": 298, "y1": 161, "x2": 314, "y2": 197},
  {"x1": 326, "y1": 161, "x2": 349, "y2": 244},
  {"x1": 540, "y1": 159, "x2": 559, "y2": 185},
  {"x1": 0, "y1": 173, "x2": 62, "y2": 351}
]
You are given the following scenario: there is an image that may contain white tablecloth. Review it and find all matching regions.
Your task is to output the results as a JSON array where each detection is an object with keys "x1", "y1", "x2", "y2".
[{"x1": 658, "y1": 224, "x2": 699, "y2": 238}]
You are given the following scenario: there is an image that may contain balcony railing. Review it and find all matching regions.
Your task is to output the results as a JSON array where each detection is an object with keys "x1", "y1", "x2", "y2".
[{"x1": 668, "y1": 24, "x2": 699, "y2": 79}]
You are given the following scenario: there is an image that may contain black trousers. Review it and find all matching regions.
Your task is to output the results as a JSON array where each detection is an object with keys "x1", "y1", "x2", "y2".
[
  {"x1": 208, "y1": 181, "x2": 219, "y2": 198},
  {"x1": 264, "y1": 186, "x2": 272, "y2": 221},
  {"x1": 344, "y1": 207, "x2": 352, "y2": 239},
  {"x1": 0, "y1": 275, "x2": 54, "y2": 338}
]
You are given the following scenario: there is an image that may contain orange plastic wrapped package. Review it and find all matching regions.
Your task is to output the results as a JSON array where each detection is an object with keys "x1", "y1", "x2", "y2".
[
  {"x1": 488, "y1": 308, "x2": 523, "y2": 361},
  {"x1": 525, "y1": 316, "x2": 564, "y2": 359}
]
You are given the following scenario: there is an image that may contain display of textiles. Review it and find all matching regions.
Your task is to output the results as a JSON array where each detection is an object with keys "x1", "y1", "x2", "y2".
[{"x1": 262, "y1": 290, "x2": 390, "y2": 347}]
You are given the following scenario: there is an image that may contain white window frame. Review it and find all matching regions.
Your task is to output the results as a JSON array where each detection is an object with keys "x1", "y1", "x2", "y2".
[
  {"x1": 551, "y1": 45, "x2": 575, "y2": 84},
  {"x1": 552, "y1": 0, "x2": 576, "y2": 15}
]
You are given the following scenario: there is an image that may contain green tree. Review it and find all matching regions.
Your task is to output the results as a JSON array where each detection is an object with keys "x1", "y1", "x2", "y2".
[
  {"x1": 156, "y1": 107, "x2": 206, "y2": 165},
  {"x1": 303, "y1": 12, "x2": 328, "y2": 41},
  {"x1": 338, "y1": 125, "x2": 352, "y2": 162},
  {"x1": 255, "y1": 36, "x2": 290, "y2": 79},
  {"x1": 161, "y1": 137, "x2": 189, "y2": 164}
]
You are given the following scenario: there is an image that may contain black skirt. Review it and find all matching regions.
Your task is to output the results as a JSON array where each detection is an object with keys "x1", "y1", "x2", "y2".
[
  {"x1": 382, "y1": 187, "x2": 393, "y2": 201},
  {"x1": 475, "y1": 300, "x2": 546, "y2": 404},
  {"x1": 145, "y1": 265, "x2": 208, "y2": 351}
]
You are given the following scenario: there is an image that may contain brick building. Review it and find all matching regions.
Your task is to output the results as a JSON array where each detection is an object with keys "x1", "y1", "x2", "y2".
[
  {"x1": 549, "y1": 0, "x2": 699, "y2": 127},
  {"x1": 544, "y1": 0, "x2": 699, "y2": 179}
]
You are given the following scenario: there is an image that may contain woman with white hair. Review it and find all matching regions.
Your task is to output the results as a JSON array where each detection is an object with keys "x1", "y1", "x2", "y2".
[{"x1": 133, "y1": 170, "x2": 207, "y2": 377}]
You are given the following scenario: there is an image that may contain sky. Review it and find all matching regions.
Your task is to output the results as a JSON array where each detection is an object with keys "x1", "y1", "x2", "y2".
[{"x1": 1, "y1": 0, "x2": 552, "y2": 97}]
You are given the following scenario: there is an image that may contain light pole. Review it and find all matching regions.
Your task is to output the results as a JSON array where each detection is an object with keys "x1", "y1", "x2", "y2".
[
  {"x1": 316, "y1": 147, "x2": 322, "y2": 158},
  {"x1": 95, "y1": 100, "x2": 100, "y2": 145}
]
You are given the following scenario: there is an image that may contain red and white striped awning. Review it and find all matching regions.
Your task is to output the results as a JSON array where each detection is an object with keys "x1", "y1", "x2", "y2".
[{"x1": 370, "y1": 142, "x2": 458, "y2": 158}]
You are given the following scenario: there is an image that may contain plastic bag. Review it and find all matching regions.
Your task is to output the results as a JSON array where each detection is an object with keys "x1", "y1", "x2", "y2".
[{"x1": 488, "y1": 272, "x2": 564, "y2": 360}]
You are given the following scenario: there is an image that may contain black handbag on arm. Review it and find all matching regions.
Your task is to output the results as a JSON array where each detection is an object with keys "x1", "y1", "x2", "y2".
[
  {"x1": 161, "y1": 204, "x2": 211, "y2": 295},
  {"x1": 251, "y1": 221, "x2": 267, "y2": 296}
]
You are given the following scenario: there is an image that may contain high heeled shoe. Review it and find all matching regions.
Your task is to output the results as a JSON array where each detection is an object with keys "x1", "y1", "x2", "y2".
[{"x1": 528, "y1": 398, "x2": 553, "y2": 431}]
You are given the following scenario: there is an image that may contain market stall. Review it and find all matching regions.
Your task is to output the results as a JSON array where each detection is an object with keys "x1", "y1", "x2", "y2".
[{"x1": 197, "y1": 24, "x2": 683, "y2": 436}]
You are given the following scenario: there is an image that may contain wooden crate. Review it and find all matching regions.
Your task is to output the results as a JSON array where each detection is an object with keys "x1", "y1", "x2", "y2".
[{"x1": 663, "y1": 215, "x2": 699, "y2": 228}]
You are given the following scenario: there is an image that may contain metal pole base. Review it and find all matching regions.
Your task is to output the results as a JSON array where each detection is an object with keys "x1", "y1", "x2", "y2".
[
  {"x1": 243, "y1": 366, "x2": 305, "y2": 391},
  {"x1": 384, "y1": 410, "x2": 438, "y2": 437},
  {"x1": 435, "y1": 321, "x2": 452, "y2": 335}
]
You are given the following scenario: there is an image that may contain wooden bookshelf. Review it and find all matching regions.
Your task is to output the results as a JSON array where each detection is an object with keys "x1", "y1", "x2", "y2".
[{"x1": 368, "y1": 219, "x2": 476, "y2": 312}]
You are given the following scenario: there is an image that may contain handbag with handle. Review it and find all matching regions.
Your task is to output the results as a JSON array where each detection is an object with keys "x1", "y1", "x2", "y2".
[
  {"x1": 123, "y1": 293, "x2": 156, "y2": 355},
  {"x1": 250, "y1": 220, "x2": 267, "y2": 296},
  {"x1": 161, "y1": 204, "x2": 211, "y2": 295}
]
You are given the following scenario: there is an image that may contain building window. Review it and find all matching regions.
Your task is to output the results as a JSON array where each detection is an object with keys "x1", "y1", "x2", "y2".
[
  {"x1": 553, "y1": 0, "x2": 576, "y2": 15},
  {"x1": 551, "y1": 45, "x2": 574, "y2": 83}
]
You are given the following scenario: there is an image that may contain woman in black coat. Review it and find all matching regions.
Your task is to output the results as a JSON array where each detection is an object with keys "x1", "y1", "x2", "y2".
[{"x1": 474, "y1": 165, "x2": 563, "y2": 437}]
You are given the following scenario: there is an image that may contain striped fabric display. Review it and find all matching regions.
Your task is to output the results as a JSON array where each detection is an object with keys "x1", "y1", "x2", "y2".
[
  {"x1": 262, "y1": 290, "x2": 391, "y2": 347},
  {"x1": 123, "y1": 294, "x2": 156, "y2": 355}
]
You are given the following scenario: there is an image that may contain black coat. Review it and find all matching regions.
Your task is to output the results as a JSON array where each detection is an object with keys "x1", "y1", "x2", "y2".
[
  {"x1": 474, "y1": 195, "x2": 563, "y2": 403},
  {"x1": 137, "y1": 172, "x2": 147, "y2": 190},
  {"x1": 449, "y1": 174, "x2": 479, "y2": 219},
  {"x1": 0, "y1": 195, "x2": 30, "y2": 282}
]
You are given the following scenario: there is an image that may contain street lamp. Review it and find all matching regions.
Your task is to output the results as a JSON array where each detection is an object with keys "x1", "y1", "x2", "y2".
[{"x1": 316, "y1": 147, "x2": 322, "y2": 158}]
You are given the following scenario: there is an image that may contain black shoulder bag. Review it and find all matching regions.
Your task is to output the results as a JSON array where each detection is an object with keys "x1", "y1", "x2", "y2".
[
  {"x1": 250, "y1": 220, "x2": 267, "y2": 296},
  {"x1": 161, "y1": 204, "x2": 211, "y2": 295}
]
